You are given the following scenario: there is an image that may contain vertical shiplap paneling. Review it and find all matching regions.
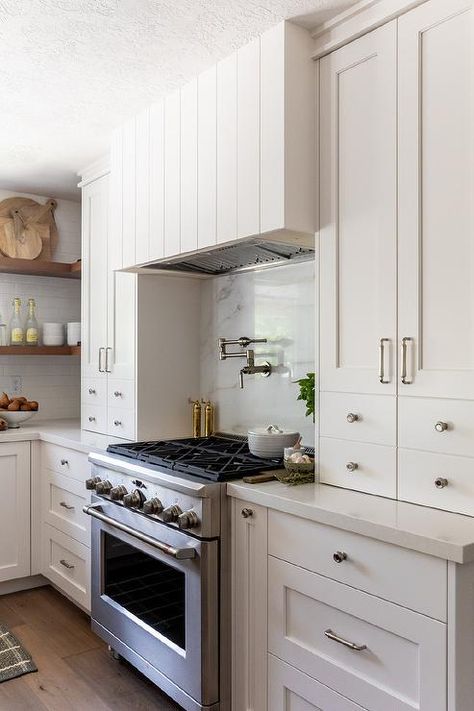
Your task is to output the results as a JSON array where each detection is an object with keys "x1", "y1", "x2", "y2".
[
  {"x1": 217, "y1": 53, "x2": 238, "y2": 244},
  {"x1": 109, "y1": 127, "x2": 124, "y2": 270},
  {"x1": 135, "y1": 107, "x2": 150, "y2": 265},
  {"x1": 149, "y1": 100, "x2": 165, "y2": 261},
  {"x1": 122, "y1": 117, "x2": 136, "y2": 268},
  {"x1": 198, "y1": 66, "x2": 217, "y2": 249},
  {"x1": 237, "y1": 36, "x2": 260, "y2": 239},
  {"x1": 180, "y1": 78, "x2": 198, "y2": 254},
  {"x1": 164, "y1": 90, "x2": 181, "y2": 257}
]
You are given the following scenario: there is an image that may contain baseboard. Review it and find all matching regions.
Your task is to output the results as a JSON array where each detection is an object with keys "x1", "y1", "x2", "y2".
[{"x1": 0, "y1": 574, "x2": 49, "y2": 596}]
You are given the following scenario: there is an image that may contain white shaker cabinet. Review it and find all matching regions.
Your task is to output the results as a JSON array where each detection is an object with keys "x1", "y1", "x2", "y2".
[
  {"x1": 398, "y1": 0, "x2": 474, "y2": 399},
  {"x1": 0, "y1": 442, "x2": 30, "y2": 583}
]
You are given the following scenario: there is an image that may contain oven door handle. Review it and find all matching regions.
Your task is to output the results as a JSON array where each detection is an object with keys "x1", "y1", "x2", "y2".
[{"x1": 83, "y1": 503, "x2": 197, "y2": 560}]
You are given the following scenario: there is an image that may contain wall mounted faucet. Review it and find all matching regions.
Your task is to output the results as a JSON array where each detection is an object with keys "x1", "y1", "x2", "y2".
[{"x1": 218, "y1": 337, "x2": 272, "y2": 389}]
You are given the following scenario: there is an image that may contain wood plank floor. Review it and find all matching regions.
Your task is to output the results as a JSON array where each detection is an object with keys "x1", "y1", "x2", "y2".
[{"x1": 0, "y1": 586, "x2": 181, "y2": 710}]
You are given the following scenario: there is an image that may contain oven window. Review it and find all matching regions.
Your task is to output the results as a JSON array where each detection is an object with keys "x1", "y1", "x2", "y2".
[{"x1": 103, "y1": 533, "x2": 186, "y2": 649}]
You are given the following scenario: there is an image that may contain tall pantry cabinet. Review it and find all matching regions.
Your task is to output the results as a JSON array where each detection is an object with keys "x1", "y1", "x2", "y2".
[
  {"x1": 319, "y1": 0, "x2": 474, "y2": 515},
  {"x1": 80, "y1": 164, "x2": 201, "y2": 442}
]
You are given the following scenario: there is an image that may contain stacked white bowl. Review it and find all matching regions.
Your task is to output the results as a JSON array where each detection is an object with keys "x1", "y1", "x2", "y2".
[
  {"x1": 42, "y1": 322, "x2": 65, "y2": 346},
  {"x1": 248, "y1": 425, "x2": 300, "y2": 458}
]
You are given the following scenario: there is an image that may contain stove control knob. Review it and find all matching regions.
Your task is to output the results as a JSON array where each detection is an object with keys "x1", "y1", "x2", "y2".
[
  {"x1": 95, "y1": 480, "x2": 113, "y2": 495},
  {"x1": 123, "y1": 489, "x2": 145, "y2": 509},
  {"x1": 177, "y1": 510, "x2": 199, "y2": 530},
  {"x1": 85, "y1": 476, "x2": 101, "y2": 490},
  {"x1": 110, "y1": 485, "x2": 128, "y2": 501},
  {"x1": 143, "y1": 498, "x2": 164, "y2": 515},
  {"x1": 162, "y1": 505, "x2": 182, "y2": 523}
]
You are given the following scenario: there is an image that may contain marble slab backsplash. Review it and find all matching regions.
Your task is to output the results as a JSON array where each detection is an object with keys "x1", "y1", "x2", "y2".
[{"x1": 200, "y1": 260, "x2": 315, "y2": 445}]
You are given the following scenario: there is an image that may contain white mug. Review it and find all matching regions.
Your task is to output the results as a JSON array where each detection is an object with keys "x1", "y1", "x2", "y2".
[{"x1": 67, "y1": 322, "x2": 81, "y2": 347}]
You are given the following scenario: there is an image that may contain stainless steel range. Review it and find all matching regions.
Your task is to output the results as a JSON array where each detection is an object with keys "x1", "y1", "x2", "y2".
[{"x1": 84, "y1": 436, "x2": 281, "y2": 711}]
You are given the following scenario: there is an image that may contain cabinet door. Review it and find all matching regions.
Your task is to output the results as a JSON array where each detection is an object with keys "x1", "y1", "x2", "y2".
[
  {"x1": 237, "y1": 37, "x2": 260, "y2": 239},
  {"x1": 107, "y1": 270, "x2": 136, "y2": 383},
  {"x1": 135, "y1": 107, "x2": 150, "y2": 265},
  {"x1": 319, "y1": 22, "x2": 397, "y2": 395},
  {"x1": 398, "y1": 0, "x2": 474, "y2": 399},
  {"x1": 217, "y1": 53, "x2": 237, "y2": 244},
  {"x1": 81, "y1": 174, "x2": 109, "y2": 380},
  {"x1": 198, "y1": 66, "x2": 217, "y2": 249},
  {"x1": 164, "y1": 90, "x2": 181, "y2": 257},
  {"x1": 122, "y1": 117, "x2": 137, "y2": 268},
  {"x1": 180, "y1": 78, "x2": 198, "y2": 254},
  {"x1": 149, "y1": 100, "x2": 165, "y2": 261},
  {"x1": 232, "y1": 499, "x2": 267, "y2": 711},
  {"x1": 0, "y1": 442, "x2": 30, "y2": 582}
]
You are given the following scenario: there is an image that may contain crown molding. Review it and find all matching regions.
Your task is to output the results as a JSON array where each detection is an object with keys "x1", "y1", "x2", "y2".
[{"x1": 77, "y1": 155, "x2": 110, "y2": 187}]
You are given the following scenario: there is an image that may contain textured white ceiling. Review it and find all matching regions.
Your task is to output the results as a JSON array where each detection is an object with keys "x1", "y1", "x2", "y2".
[{"x1": 0, "y1": 0, "x2": 355, "y2": 200}]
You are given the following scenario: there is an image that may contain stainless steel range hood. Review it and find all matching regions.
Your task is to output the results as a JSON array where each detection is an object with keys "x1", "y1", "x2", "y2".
[{"x1": 140, "y1": 235, "x2": 315, "y2": 277}]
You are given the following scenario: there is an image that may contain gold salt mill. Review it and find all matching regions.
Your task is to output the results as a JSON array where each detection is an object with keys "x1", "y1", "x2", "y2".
[
  {"x1": 190, "y1": 399, "x2": 202, "y2": 438},
  {"x1": 202, "y1": 399, "x2": 214, "y2": 437}
]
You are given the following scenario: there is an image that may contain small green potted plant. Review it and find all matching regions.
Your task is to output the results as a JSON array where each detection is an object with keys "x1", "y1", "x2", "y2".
[
  {"x1": 276, "y1": 373, "x2": 316, "y2": 486},
  {"x1": 296, "y1": 372, "x2": 315, "y2": 423}
]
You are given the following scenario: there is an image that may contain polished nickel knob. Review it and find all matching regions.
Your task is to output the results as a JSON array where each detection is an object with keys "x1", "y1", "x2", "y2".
[
  {"x1": 113, "y1": 420, "x2": 122, "y2": 427},
  {"x1": 435, "y1": 421, "x2": 449, "y2": 433},
  {"x1": 88, "y1": 416, "x2": 96, "y2": 422},
  {"x1": 333, "y1": 551, "x2": 347, "y2": 563},
  {"x1": 95, "y1": 480, "x2": 113, "y2": 495},
  {"x1": 88, "y1": 388, "x2": 96, "y2": 394},
  {"x1": 123, "y1": 490, "x2": 144, "y2": 508},
  {"x1": 346, "y1": 462, "x2": 359, "y2": 472},
  {"x1": 435, "y1": 477, "x2": 448, "y2": 489},
  {"x1": 60, "y1": 459, "x2": 69, "y2": 466},
  {"x1": 110, "y1": 484, "x2": 128, "y2": 501},
  {"x1": 346, "y1": 413, "x2": 359, "y2": 423},
  {"x1": 241, "y1": 508, "x2": 254, "y2": 518},
  {"x1": 143, "y1": 497, "x2": 164, "y2": 515},
  {"x1": 178, "y1": 510, "x2": 200, "y2": 530},
  {"x1": 114, "y1": 391, "x2": 122, "y2": 397},
  {"x1": 85, "y1": 476, "x2": 101, "y2": 490},
  {"x1": 162, "y1": 505, "x2": 182, "y2": 523}
]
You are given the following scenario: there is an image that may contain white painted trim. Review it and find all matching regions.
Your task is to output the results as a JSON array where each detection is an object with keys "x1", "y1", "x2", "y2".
[
  {"x1": 0, "y1": 574, "x2": 48, "y2": 596},
  {"x1": 310, "y1": 0, "x2": 429, "y2": 58},
  {"x1": 77, "y1": 155, "x2": 111, "y2": 187}
]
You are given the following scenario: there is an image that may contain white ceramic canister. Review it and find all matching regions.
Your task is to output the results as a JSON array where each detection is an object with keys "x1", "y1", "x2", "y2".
[
  {"x1": 67, "y1": 322, "x2": 81, "y2": 346},
  {"x1": 42, "y1": 322, "x2": 65, "y2": 346}
]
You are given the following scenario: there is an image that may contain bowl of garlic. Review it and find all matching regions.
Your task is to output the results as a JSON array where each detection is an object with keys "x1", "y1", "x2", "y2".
[{"x1": 274, "y1": 445, "x2": 315, "y2": 486}]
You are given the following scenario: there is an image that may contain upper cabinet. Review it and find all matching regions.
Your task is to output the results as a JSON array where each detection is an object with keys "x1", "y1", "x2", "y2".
[{"x1": 110, "y1": 21, "x2": 316, "y2": 269}]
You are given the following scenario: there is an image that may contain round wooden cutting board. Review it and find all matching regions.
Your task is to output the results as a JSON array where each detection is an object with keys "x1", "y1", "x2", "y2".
[{"x1": 0, "y1": 197, "x2": 58, "y2": 260}]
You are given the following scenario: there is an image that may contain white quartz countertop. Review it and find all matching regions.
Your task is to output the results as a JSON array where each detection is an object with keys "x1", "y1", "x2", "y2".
[
  {"x1": 0, "y1": 419, "x2": 117, "y2": 454},
  {"x1": 228, "y1": 479, "x2": 474, "y2": 564}
]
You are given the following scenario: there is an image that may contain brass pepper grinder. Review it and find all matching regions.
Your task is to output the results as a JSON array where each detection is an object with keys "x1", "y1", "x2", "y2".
[
  {"x1": 202, "y1": 399, "x2": 214, "y2": 437},
  {"x1": 190, "y1": 399, "x2": 202, "y2": 438}
]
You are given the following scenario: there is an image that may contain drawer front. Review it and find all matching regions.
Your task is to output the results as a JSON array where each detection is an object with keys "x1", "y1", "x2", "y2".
[
  {"x1": 269, "y1": 655, "x2": 365, "y2": 711},
  {"x1": 42, "y1": 470, "x2": 91, "y2": 546},
  {"x1": 107, "y1": 379, "x2": 135, "y2": 410},
  {"x1": 82, "y1": 403, "x2": 107, "y2": 435},
  {"x1": 399, "y1": 396, "x2": 474, "y2": 457},
  {"x1": 268, "y1": 511, "x2": 446, "y2": 620},
  {"x1": 107, "y1": 407, "x2": 135, "y2": 440},
  {"x1": 399, "y1": 448, "x2": 474, "y2": 516},
  {"x1": 41, "y1": 443, "x2": 89, "y2": 483},
  {"x1": 82, "y1": 377, "x2": 107, "y2": 406},
  {"x1": 268, "y1": 557, "x2": 446, "y2": 711},
  {"x1": 320, "y1": 437, "x2": 396, "y2": 498},
  {"x1": 320, "y1": 393, "x2": 396, "y2": 446},
  {"x1": 42, "y1": 523, "x2": 90, "y2": 611}
]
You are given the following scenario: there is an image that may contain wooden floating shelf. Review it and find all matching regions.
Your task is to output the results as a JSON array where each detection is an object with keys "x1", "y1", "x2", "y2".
[
  {"x1": 0, "y1": 346, "x2": 81, "y2": 356},
  {"x1": 0, "y1": 258, "x2": 81, "y2": 279}
]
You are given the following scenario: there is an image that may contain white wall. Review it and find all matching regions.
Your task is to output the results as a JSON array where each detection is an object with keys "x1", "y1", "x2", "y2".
[
  {"x1": 0, "y1": 189, "x2": 81, "y2": 421},
  {"x1": 200, "y1": 260, "x2": 315, "y2": 445}
]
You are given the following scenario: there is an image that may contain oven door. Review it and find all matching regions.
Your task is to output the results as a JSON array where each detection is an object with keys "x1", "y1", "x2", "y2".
[{"x1": 86, "y1": 497, "x2": 219, "y2": 707}]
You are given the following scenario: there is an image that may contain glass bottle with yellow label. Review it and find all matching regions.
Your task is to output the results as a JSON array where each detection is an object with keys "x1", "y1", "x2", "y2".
[
  {"x1": 25, "y1": 298, "x2": 39, "y2": 346},
  {"x1": 9, "y1": 297, "x2": 24, "y2": 346}
]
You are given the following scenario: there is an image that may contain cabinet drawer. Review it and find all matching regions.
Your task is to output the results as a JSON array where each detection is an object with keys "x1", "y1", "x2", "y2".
[
  {"x1": 399, "y1": 448, "x2": 474, "y2": 516},
  {"x1": 320, "y1": 392, "x2": 396, "y2": 446},
  {"x1": 82, "y1": 403, "x2": 107, "y2": 435},
  {"x1": 42, "y1": 471, "x2": 91, "y2": 546},
  {"x1": 320, "y1": 437, "x2": 396, "y2": 498},
  {"x1": 107, "y1": 407, "x2": 135, "y2": 440},
  {"x1": 269, "y1": 655, "x2": 365, "y2": 711},
  {"x1": 41, "y1": 443, "x2": 89, "y2": 483},
  {"x1": 268, "y1": 557, "x2": 446, "y2": 711},
  {"x1": 107, "y1": 379, "x2": 135, "y2": 410},
  {"x1": 268, "y1": 510, "x2": 446, "y2": 620},
  {"x1": 42, "y1": 524, "x2": 90, "y2": 611},
  {"x1": 399, "y1": 396, "x2": 474, "y2": 457},
  {"x1": 82, "y1": 377, "x2": 107, "y2": 405}
]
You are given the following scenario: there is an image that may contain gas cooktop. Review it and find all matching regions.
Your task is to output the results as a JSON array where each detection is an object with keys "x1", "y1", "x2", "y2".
[{"x1": 107, "y1": 435, "x2": 282, "y2": 482}]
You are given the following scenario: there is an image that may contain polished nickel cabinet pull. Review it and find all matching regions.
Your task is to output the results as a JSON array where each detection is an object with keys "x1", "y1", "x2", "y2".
[
  {"x1": 241, "y1": 508, "x2": 254, "y2": 518},
  {"x1": 346, "y1": 462, "x2": 358, "y2": 472},
  {"x1": 346, "y1": 413, "x2": 359, "y2": 423},
  {"x1": 105, "y1": 347, "x2": 112, "y2": 373},
  {"x1": 324, "y1": 629, "x2": 367, "y2": 651},
  {"x1": 378, "y1": 338, "x2": 390, "y2": 383},
  {"x1": 59, "y1": 559, "x2": 75, "y2": 570},
  {"x1": 400, "y1": 337, "x2": 413, "y2": 384},
  {"x1": 59, "y1": 501, "x2": 75, "y2": 510},
  {"x1": 333, "y1": 551, "x2": 347, "y2": 563},
  {"x1": 98, "y1": 347, "x2": 106, "y2": 373},
  {"x1": 435, "y1": 421, "x2": 449, "y2": 433},
  {"x1": 435, "y1": 477, "x2": 448, "y2": 489},
  {"x1": 88, "y1": 387, "x2": 96, "y2": 395}
]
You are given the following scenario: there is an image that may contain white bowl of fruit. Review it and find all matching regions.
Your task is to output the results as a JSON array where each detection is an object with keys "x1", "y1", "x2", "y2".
[{"x1": 0, "y1": 392, "x2": 39, "y2": 429}]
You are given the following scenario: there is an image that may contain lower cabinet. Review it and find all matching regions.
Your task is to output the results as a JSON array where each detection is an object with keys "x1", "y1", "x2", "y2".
[
  {"x1": 0, "y1": 442, "x2": 30, "y2": 583},
  {"x1": 41, "y1": 523, "x2": 90, "y2": 611}
]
